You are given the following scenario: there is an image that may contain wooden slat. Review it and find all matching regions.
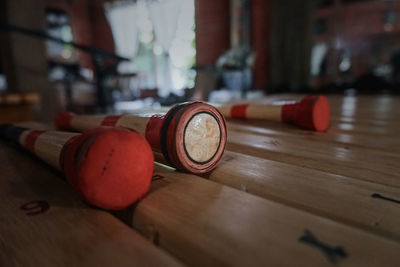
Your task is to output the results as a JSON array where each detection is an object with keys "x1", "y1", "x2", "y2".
[
  {"x1": 153, "y1": 148, "x2": 400, "y2": 241},
  {"x1": 329, "y1": 120, "x2": 400, "y2": 137},
  {"x1": 118, "y1": 163, "x2": 400, "y2": 266},
  {"x1": 3, "y1": 93, "x2": 399, "y2": 266},
  {"x1": 226, "y1": 129, "x2": 400, "y2": 187},
  {"x1": 227, "y1": 120, "x2": 400, "y2": 152},
  {"x1": 0, "y1": 141, "x2": 182, "y2": 267},
  {"x1": 209, "y1": 151, "x2": 400, "y2": 240}
]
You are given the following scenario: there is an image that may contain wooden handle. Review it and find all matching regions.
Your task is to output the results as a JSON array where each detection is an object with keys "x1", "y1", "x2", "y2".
[
  {"x1": 219, "y1": 103, "x2": 283, "y2": 121},
  {"x1": 0, "y1": 125, "x2": 78, "y2": 170},
  {"x1": 20, "y1": 130, "x2": 78, "y2": 170}
]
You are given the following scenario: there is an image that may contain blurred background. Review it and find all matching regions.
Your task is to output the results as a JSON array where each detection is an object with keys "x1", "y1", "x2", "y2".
[{"x1": 0, "y1": 0, "x2": 399, "y2": 122}]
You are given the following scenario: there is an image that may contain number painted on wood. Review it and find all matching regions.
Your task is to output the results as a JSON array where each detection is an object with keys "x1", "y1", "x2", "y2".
[
  {"x1": 299, "y1": 229, "x2": 348, "y2": 264},
  {"x1": 20, "y1": 200, "x2": 50, "y2": 215}
]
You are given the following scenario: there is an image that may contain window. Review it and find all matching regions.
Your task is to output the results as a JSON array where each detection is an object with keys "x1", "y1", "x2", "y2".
[{"x1": 45, "y1": 8, "x2": 75, "y2": 60}]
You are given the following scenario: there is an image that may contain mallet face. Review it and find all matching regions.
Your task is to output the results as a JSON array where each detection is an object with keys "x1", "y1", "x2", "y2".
[
  {"x1": 63, "y1": 128, "x2": 154, "y2": 210},
  {"x1": 163, "y1": 102, "x2": 227, "y2": 174},
  {"x1": 310, "y1": 95, "x2": 330, "y2": 132},
  {"x1": 289, "y1": 95, "x2": 331, "y2": 132}
]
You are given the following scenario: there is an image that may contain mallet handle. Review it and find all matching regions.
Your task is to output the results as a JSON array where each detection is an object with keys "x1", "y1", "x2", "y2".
[
  {"x1": 0, "y1": 125, "x2": 78, "y2": 170},
  {"x1": 219, "y1": 103, "x2": 284, "y2": 121},
  {"x1": 69, "y1": 114, "x2": 151, "y2": 137}
]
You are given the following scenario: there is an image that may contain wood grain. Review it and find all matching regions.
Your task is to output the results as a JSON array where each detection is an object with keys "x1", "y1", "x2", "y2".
[
  {"x1": 227, "y1": 120, "x2": 400, "y2": 152},
  {"x1": 209, "y1": 151, "x2": 400, "y2": 240},
  {"x1": 226, "y1": 129, "x2": 400, "y2": 187},
  {"x1": 3, "y1": 93, "x2": 400, "y2": 266}
]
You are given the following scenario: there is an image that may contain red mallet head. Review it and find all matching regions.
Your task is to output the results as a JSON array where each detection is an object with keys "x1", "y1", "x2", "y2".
[
  {"x1": 55, "y1": 112, "x2": 74, "y2": 131},
  {"x1": 62, "y1": 127, "x2": 154, "y2": 210},
  {"x1": 281, "y1": 95, "x2": 330, "y2": 132}
]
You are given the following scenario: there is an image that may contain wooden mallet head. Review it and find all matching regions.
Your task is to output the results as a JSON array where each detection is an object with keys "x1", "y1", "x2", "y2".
[
  {"x1": 146, "y1": 102, "x2": 227, "y2": 174},
  {"x1": 281, "y1": 95, "x2": 330, "y2": 132},
  {"x1": 62, "y1": 127, "x2": 154, "y2": 210}
]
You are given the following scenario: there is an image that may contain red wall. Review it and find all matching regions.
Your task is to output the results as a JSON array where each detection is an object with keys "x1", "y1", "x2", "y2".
[
  {"x1": 195, "y1": 0, "x2": 230, "y2": 67},
  {"x1": 251, "y1": 0, "x2": 270, "y2": 91},
  {"x1": 195, "y1": 0, "x2": 271, "y2": 92},
  {"x1": 314, "y1": 0, "x2": 400, "y2": 78},
  {"x1": 45, "y1": 0, "x2": 115, "y2": 70}
]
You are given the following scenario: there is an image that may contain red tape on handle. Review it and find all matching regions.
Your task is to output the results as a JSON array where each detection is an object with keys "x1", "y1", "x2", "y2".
[
  {"x1": 25, "y1": 130, "x2": 46, "y2": 153},
  {"x1": 145, "y1": 114, "x2": 164, "y2": 152},
  {"x1": 101, "y1": 115, "x2": 122, "y2": 127},
  {"x1": 230, "y1": 104, "x2": 248, "y2": 119}
]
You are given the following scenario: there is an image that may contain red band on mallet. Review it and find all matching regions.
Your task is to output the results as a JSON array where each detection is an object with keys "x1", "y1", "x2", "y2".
[
  {"x1": 25, "y1": 130, "x2": 46, "y2": 153},
  {"x1": 54, "y1": 112, "x2": 74, "y2": 130},
  {"x1": 101, "y1": 115, "x2": 121, "y2": 127},
  {"x1": 145, "y1": 114, "x2": 164, "y2": 152},
  {"x1": 281, "y1": 95, "x2": 330, "y2": 132},
  {"x1": 230, "y1": 104, "x2": 248, "y2": 119}
]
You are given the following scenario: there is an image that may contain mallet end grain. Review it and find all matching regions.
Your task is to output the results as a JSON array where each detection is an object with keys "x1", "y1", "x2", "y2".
[{"x1": 63, "y1": 128, "x2": 154, "y2": 210}]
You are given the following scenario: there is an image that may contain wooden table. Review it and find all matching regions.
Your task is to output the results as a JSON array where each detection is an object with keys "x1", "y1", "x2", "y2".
[{"x1": 1, "y1": 93, "x2": 399, "y2": 266}]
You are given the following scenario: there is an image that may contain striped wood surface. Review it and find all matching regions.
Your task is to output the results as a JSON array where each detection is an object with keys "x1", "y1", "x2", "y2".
[{"x1": 1, "y1": 94, "x2": 399, "y2": 266}]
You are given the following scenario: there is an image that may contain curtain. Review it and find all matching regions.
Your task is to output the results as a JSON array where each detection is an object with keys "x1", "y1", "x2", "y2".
[
  {"x1": 148, "y1": 0, "x2": 182, "y2": 96},
  {"x1": 105, "y1": 2, "x2": 139, "y2": 73}
]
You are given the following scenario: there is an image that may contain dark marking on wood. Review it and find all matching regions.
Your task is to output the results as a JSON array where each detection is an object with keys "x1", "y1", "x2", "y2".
[
  {"x1": 263, "y1": 139, "x2": 280, "y2": 147},
  {"x1": 20, "y1": 200, "x2": 50, "y2": 215},
  {"x1": 371, "y1": 193, "x2": 400, "y2": 204},
  {"x1": 152, "y1": 174, "x2": 164, "y2": 181},
  {"x1": 269, "y1": 139, "x2": 280, "y2": 146},
  {"x1": 147, "y1": 224, "x2": 160, "y2": 246},
  {"x1": 222, "y1": 155, "x2": 235, "y2": 163},
  {"x1": 299, "y1": 229, "x2": 348, "y2": 264}
]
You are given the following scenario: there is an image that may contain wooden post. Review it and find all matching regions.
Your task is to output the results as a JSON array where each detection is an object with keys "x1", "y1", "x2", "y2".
[
  {"x1": 269, "y1": 0, "x2": 317, "y2": 91},
  {"x1": 0, "y1": 0, "x2": 60, "y2": 122}
]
